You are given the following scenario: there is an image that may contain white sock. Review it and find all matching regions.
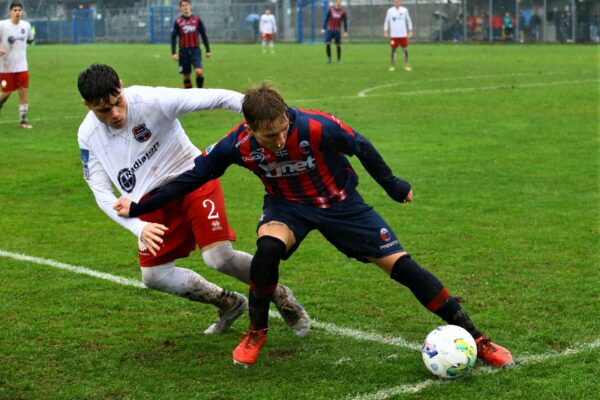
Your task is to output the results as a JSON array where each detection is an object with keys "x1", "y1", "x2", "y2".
[
  {"x1": 202, "y1": 242, "x2": 252, "y2": 283},
  {"x1": 141, "y1": 262, "x2": 223, "y2": 305},
  {"x1": 19, "y1": 104, "x2": 28, "y2": 121}
]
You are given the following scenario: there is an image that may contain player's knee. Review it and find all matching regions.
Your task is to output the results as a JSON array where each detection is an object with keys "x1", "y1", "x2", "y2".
[
  {"x1": 140, "y1": 263, "x2": 174, "y2": 291},
  {"x1": 202, "y1": 242, "x2": 235, "y2": 272},
  {"x1": 250, "y1": 236, "x2": 285, "y2": 290}
]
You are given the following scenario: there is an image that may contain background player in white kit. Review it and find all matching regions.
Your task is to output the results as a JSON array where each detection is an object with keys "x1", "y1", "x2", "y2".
[
  {"x1": 0, "y1": 2, "x2": 34, "y2": 128},
  {"x1": 259, "y1": 8, "x2": 276, "y2": 54},
  {"x1": 383, "y1": 0, "x2": 413, "y2": 72},
  {"x1": 76, "y1": 64, "x2": 310, "y2": 337}
]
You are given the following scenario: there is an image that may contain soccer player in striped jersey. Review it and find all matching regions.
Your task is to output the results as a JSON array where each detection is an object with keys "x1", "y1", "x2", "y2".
[
  {"x1": 77, "y1": 66, "x2": 310, "y2": 338},
  {"x1": 322, "y1": 0, "x2": 348, "y2": 64},
  {"x1": 384, "y1": 0, "x2": 413, "y2": 71},
  {"x1": 171, "y1": 0, "x2": 210, "y2": 89},
  {"x1": 0, "y1": 2, "x2": 35, "y2": 128},
  {"x1": 114, "y1": 82, "x2": 514, "y2": 369}
]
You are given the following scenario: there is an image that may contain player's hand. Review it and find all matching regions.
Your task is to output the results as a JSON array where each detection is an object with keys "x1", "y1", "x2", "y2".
[
  {"x1": 206, "y1": 52, "x2": 211, "y2": 58},
  {"x1": 113, "y1": 197, "x2": 133, "y2": 217},
  {"x1": 384, "y1": 178, "x2": 412, "y2": 204},
  {"x1": 343, "y1": 32, "x2": 349, "y2": 39},
  {"x1": 409, "y1": 31, "x2": 414, "y2": 38},
  {"x1": 383, "y1": 31, "x2": 389, "y2": 39},
  {"x1": 140, "y1": 223, "x2": 169, "y2": 256},
  {"x1": 0, "y1": 49, "x2": 5, "y2": 56},
  {"x1": 172, "y1": 54, "x2": 179, "y2": 61}
]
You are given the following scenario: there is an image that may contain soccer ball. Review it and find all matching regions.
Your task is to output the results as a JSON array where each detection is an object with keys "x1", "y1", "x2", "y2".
[{"x1": 421, "y1": 325, "x2": 477, "y2": 379}]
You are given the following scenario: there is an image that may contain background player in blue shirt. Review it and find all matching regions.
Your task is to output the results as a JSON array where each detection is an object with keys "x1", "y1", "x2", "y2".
[{"x1": 114, "y1": 82, "x2": 514, "y2": 369}]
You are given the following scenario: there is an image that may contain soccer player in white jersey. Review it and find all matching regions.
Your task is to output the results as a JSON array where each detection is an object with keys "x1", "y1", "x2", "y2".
[
  {"x1": 76, "y1": 64, "x2": 310, "y2": 337},
  {"x1": 383, "y1": 0, "x2": 413, "y2": 72},
  {"x1": 0, "y1": 2, "x2": 34, "y2": 128},
  {"x1": 259, "y1": 8, "x2": 277, "y2": 54}
]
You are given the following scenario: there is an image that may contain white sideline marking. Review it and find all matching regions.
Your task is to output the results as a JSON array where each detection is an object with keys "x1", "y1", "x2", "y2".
[
  {"x1": 0, "y1": 249, "x2": 420, "y2": 350},
  {"x1": 347, "y1": 340, "x2": 600, "y2": 400}
]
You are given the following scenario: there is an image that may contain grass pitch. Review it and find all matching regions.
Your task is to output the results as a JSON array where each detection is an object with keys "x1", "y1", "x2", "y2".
[{"x1": 0, "y1": 43, "x2": 598, "y2": 400}]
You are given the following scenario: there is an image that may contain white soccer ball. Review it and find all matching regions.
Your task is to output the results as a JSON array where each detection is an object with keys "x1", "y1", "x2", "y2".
[{"x1": 421, "y1": 325, "x2": 477, "y2": 379}]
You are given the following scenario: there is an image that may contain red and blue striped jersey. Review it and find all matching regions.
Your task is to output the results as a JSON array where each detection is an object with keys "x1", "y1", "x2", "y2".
[
  {"x1": 324, "y1": 7, "x2": 348, "y2": 32},
  {"x1": 202, "y1": 107, "x2": 364, "y2": 208},
  {"x1": 128, "y1": 107, "x2": 409, "y2": 217},
  {"x1": 171, "y1": 14, "x2": 210, "y2": 53}
]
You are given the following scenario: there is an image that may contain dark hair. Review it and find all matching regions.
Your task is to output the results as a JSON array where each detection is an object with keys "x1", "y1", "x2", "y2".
[
  {"x1": 242, "y1": 82, "x2": 287, "y2": 130},
  {"x1": 9, "y1": 2, "x2": 23, "y2": 10},
  {"x1": 77, "y1": 64, "x2": 121, "y2": 105},
  {"x1": 179, "y1": 0, "x2": 190, "y2": 6}
]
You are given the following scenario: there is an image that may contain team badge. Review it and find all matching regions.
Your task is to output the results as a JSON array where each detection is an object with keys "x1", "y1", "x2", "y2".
[
  {"x1": 132, "y1": 123, "x2": 152, "y2": 142},
  {"x1": 379, "y1": 227, "x2": 391, "y2": 242}
]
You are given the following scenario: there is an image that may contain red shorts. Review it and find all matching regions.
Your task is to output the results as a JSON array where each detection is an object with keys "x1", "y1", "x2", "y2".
[
  {"x1": 0, "y1": 71, "x2": 29, "y2": 92},
  {"x1": 390, "y1": 37, "x2": 408, "y2": 49},
  {"x1": 138, "y1": 178, "x2": 236, "y2": 267},
  {"x1": 262, "y1": 33, "x2": 273, "y2": 40}
]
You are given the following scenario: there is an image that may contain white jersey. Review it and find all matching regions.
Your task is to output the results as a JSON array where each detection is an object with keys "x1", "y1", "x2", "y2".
[
  {"x1": 0, "y1": 19, "x2": 33, "y2": 73},
  {"x1": 259, "y1": 14, "x2": 277, "y2": 35},
  {"x1": 384, "y1": 6, "x2": 413, "y2": 38},
  {"x1": 77, "y1": 86, "x2": 243, "y2": 239}
]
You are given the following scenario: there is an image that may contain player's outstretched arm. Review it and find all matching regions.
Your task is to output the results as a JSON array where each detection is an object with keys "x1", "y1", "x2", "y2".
[{"x1": 352, "y1": 134, "x2": 413, "y2": 203}]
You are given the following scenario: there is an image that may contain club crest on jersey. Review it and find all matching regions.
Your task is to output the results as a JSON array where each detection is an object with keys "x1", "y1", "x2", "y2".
[
  {"x1": 380, "y1": 227, "x2": 391, "y2": 242},
  {"x1": 132, "y1": 123, "x2": 152, "y2": 142}
]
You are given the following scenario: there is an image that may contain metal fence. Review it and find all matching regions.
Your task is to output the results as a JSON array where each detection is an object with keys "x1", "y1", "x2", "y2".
[{"x1": 1, "y1": 0, "x2": 597, "y2": 44}]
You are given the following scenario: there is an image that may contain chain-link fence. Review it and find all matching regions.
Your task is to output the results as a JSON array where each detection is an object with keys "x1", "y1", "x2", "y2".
[{"x1": 1, "y1": 0, "x2": 597, "y2": 44}]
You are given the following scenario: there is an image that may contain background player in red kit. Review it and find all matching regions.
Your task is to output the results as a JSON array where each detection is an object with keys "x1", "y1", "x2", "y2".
[
  {"x1": 171, "y1": 0, "x2": 210, "y2": 88},
  {"x1": 322, "y1": 0, "x2": 348, "y2": 64},
  {"x1": 114, "y1": 82, "x2": 514, "y2": 369}
]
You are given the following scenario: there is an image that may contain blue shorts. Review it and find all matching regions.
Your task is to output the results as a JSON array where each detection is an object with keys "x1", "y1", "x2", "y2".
[
  {"x1": 257, "y1": 191, "x2": 404, "y2": 263},
  {"x1": 325, "y1": 30, "x2": 341, "y2": 44},
  {"x1": 178, "y1": 47, "x2": 202, "y2": 74}
]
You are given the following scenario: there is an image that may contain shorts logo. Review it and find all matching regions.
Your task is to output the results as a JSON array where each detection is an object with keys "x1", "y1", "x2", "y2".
[
  {"x1": 299, "y1": 140, "x2": 310, "y2": 147},
  {"x1": 1, "y1": 80, "x2": 6, "y2": 88},
  {"x1": 117, "y1": 168, "x2": 136, "y2": 193},
  {"x1": 211, "y1": 220, "x2": 222, "y2": 231},
  {"x1": 132, "y1": 123, "x2": 152, "y2": 142},
  {"x1": 80, "y1": 148, "x2": 90, "y2": 179},
  {"x1": 380, "y1": 228, "x2": 391, "y2": 242}
]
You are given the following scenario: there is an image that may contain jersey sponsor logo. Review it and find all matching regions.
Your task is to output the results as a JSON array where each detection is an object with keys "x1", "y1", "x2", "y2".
[
  {"x1": 118, "y1": 168, "x2": 136, "y2": 193},
  {"x1": 132, "y1": 123, "x2": 152, "y2": 142},
  {"x1": 380, "y1": 227, "x2": 391, "y2": 241},
  {"x1": 182, "y1": 25, "x2": 197, "y2": 34},
  {"x1": 7, "y1": 36, "x2": 16, "y2": 45},
  {"x1": 117, "y1": 142, "x2": 160, "y2": 193},
  {"x1": 242, "y1": 149, "x2": 266, "y2": 162},
  {"x1": 80, "y1": 148, "x2": 90, "y2": 179},
  {"x1": 258, "y1": 156, "x2": 316, "y2": 177}
]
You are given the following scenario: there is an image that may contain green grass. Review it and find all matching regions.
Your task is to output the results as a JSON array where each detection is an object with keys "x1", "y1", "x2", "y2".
[{"x1": 0, "y1": 43, "x2": 598, "y2": 400}]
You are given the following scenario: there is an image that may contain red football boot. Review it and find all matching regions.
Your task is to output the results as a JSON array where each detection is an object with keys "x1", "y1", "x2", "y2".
[
  {"x1": 475, "y1": 335, "x2": 514, "y2": 367},
  {"x1": 233, "y1": 327, "x2": 268, "y2": 367}
]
